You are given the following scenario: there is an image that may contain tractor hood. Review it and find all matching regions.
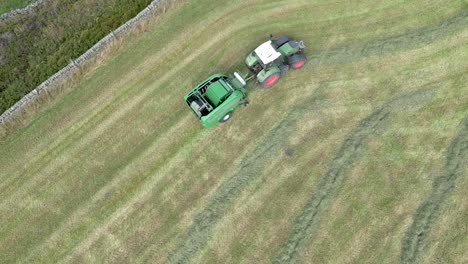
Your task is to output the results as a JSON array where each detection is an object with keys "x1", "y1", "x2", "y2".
[{"x1": 245, "y1": 51, "x2": 258, "y2": 67}]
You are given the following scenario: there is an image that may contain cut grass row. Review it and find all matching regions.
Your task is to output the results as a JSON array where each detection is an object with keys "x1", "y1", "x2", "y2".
[
  {"x1": 274, "y1": 90, "x2": 433, "y2": 263},
  {"x1": 401, "y1": 117, "x2": 468, "y2": 263}
]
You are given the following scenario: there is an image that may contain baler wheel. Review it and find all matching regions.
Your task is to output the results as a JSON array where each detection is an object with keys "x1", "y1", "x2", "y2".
[{"x1": 219, "y1": 111, "x2": 233, "y2": 123}]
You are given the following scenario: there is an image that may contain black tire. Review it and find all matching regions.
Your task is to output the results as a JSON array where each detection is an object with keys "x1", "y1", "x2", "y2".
[
  {"x1": 279, "y1": 64, "x2": 290, "y2": 74},
  {"x1": 219, "y1": 111, "x2": 233, "y2": 123},
  {"x1": 276, "y1": 36, "x2": 290, "y2": 47},
  {"x1": 260, "y1": 72, "x2": 281, "y2": 88},
  {"x1": 289, "y1": 54, "x2": 307, "y2": 69}
]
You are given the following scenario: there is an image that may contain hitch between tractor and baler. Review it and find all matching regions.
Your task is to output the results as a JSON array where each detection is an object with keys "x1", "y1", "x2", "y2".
[{"x1": 245, "y1": 74, "x2": 257, "y2": 82}]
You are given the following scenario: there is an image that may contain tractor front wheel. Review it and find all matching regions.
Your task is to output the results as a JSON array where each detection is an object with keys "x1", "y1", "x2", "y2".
[
  {"x1": 289, "y1": 54, "x2": 307, "y2": 69},
  {"x1": 219, "y1": 111, "x2": 233, "y2": 123},
  {"x1": 260, "y1": 72, "x2": 281, "y2": 88}
]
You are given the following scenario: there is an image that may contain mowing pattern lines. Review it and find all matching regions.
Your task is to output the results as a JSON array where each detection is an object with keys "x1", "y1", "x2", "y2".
[
  {"x1": 0, "y1": 0, "x2": 247, "y2": 196},
  {"x1": 400, "y1": 117, "x2": 468, "y2": 264},
  {"x1": 1, "y1": 0, "x2": 467, "y2": 262},
  {"x1": 0, "y1": 21, "x2": 242, "y2": 204},
  {"x1": 273, "y1": 90, "x2": 434, "y2": 263},
  {"x1": 166, "y1": 82, "x2": 332, "y2": 263},
  {"x1": 0, "y1": 12, "x2": 252, "y2": 260},
  {"x1": 0, "y1": 51, "x2": 205, "y2": 260},
  {"x1": 308, "y1": 8, "x2": 468, "y2": 65},
  {"x1": 19, "y1": 114, "x2": 194, "y2": 263},
  {"x1": 166, "y1": 121, "x2": 292, "y2": 263}
]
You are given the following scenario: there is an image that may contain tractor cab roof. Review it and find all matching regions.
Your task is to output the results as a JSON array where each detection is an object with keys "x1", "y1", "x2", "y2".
[{"x1": 254, "y1": 40, "x2": 282, "y2": 64}]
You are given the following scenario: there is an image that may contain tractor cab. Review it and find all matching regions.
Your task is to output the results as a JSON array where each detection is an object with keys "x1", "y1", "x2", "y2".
[{"x1": 254, "y1": 40, "x2": 282, "y2": 66}]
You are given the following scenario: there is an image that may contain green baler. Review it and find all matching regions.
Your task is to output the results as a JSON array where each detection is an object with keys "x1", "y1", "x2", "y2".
[{"x1": 184, "y1": 73, "x2": 248, "y2": 128}]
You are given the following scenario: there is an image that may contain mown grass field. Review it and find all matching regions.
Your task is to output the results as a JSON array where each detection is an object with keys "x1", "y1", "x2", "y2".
[{"x1": 0, "y1": 0, "x2": 467, "y2": 263}]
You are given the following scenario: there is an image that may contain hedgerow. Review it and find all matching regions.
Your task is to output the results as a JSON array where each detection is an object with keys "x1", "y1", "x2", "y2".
[{"x1": 0, "y1": 0, "x2": 153, "y2": 113}]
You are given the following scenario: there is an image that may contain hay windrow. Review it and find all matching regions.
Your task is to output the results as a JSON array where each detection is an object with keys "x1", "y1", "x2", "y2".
[
  {"x1": 400, "y1": 117, "x2": 468, "y2": 264},
  {"x1": 273, "y1": 90, "x2": 434, "y2": 263},
  {"x1": 309, "y1": 9, "x2": 468, "y2": 65}
]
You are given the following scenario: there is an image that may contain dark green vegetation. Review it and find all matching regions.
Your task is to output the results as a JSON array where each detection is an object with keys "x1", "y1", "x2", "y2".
[
  {"x1": 0, "y1": 0, "x2": 153, "y2": 113},
  {"x1": 0, "y1": 0, "x2": 35, "y2": 14},
  {"x1": 0, "y1": 0, "x2": 467, "y2": 263}
]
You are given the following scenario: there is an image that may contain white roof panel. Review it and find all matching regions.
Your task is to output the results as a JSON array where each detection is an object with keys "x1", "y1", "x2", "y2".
[{"x1": 254, "y1": 40, "x2": 281, "y2": 64}]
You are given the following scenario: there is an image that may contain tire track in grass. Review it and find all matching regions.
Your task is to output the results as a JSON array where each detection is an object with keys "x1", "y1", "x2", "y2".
[
  {"x1": 273, "y1": 90, "x2": 434, "y2": 263},
  {"x1": 400, "y1": 117, "x2": 468, "y2": 264},
  {"x1": 309, "y1": 8, "x2": 468, "y2": 65},
  {"x1": 165, "y1": 83, "x2": 329, "y2": 264},
  {"x1": 166, "y1": 81, "x2": 432, "y2": 263}
]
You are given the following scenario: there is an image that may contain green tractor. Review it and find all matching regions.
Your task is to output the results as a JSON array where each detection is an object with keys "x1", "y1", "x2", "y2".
[
  {"x1": 184, "y1": 35, "x2": 306, "y2": 128},
  {"x1": 245, "y1": 35, "x2": 306, "y2": 87}
]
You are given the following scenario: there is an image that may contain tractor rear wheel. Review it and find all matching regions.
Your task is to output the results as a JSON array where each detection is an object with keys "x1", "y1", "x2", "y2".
[
  {"x1": 219, "y1": 111, "x2": 233, "y2": 123},
  {"x1": 260, "y1": 72, "x2": 281, "y2": 88},
  {"x1": 289, "y1": 54, "x2": 307, "y2": 69}
]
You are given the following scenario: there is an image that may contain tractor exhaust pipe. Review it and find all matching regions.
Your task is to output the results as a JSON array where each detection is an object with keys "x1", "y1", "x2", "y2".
[{"x1": 298, "y1": 40, "x2": 305, "y2": 49}]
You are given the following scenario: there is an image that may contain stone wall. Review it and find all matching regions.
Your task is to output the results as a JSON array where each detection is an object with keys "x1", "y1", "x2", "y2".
[
  {"x1": 0, "y1": 0, "x2": 166, "y2": 124},
  {"x1": 0, "y1": 0, "x2": 46, "y2": 21}
]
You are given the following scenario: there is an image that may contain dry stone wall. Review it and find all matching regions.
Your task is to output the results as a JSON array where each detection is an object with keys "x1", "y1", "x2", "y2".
[
  {"x1": 0, "y1": 0, "x2": 166, "y2": 124},
  {"x1": 0, "y1": 0, "x2": 46, "y2": 21}
]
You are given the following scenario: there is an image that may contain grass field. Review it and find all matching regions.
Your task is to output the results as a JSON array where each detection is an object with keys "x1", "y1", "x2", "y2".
[
  {"x1": 0, "y1": 0, "x2": 36, "y2": 14},
  {"x1": 0, "y1": 0, "x2": 467, "y2": 263}
]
